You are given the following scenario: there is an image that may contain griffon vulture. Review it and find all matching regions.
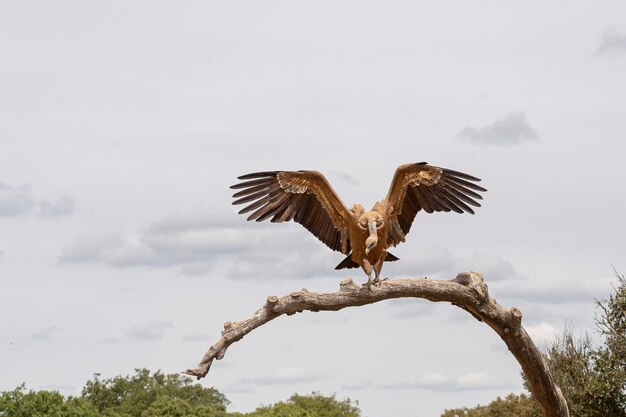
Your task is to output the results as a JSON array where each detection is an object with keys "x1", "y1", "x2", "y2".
[{"x1": 230, "y1": 163, "x2": 486, "y2": 287}]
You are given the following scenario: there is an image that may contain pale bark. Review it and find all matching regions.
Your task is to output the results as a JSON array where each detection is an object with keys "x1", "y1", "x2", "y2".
[{"x1": 185, "y1": 272, "x2": 569, "y2": 417}]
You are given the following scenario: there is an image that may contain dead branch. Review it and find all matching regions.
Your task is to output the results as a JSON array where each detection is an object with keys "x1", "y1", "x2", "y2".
[{"x1": 185, "y1": 272, "x2": 569, "y2": 417}]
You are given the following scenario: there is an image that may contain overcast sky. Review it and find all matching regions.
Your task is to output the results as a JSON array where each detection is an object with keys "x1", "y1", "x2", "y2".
[{"x1": 1, "y1": 2, "x2": 625, "y2": 417}]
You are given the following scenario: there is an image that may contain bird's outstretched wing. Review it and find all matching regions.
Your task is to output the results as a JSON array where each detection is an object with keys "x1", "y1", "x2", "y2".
[
  {"x1": 383, "y1": 163, "x2": 487, "y2": 247},
  {"x1": 230, "y1": 171, "x2": 354, "y2": 254}
]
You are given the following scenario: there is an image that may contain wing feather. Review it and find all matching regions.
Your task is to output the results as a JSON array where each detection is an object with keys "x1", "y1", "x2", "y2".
[
  {"x1": 229, "y1": 177, "x2": 273, "y2": 190},
  {"x1": 232, "y1": 183, "x2": 272, "y2": 198},
  {"x1": 238, "y1": 196, "x2": 270, "y2": 215},
  {"x1": 231, "y1": 171, "x2": 353, "y2": 253},
  {"x1": 445, "y1": 176, "x2": 487, "y2": 192},
  {"x1": 445, "y1": 180, "x2": 484, "y2": 200},
  {"x1": 384, "y1": 163, "x2": 486, "y2": 247}
]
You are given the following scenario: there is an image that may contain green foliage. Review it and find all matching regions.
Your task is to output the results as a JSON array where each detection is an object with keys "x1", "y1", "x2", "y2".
[
  {"x1": 542, "y1": 268, "x2": 626, "y2": 417},
  {"x1": 140, "y1": 395, "x2": 194, "y2": 417},
  {"x1": 81, "y1": 369, "x2": 228, "y2": 417},
  {"x1": 245, "y1": 393, "x2": 360, "y2": 417},
  {"x1": 441, "y1": 393, "x2": 540, "y2": 417},
  {"x1": 0, "y1": 384, "x2": 99, "y2": 417},
  {"x1": 0, "y1": 371, "x2": 359, "y2": 417},
  {"x1": 441, "y1": 269, "x2": 626, "y2": 417}
]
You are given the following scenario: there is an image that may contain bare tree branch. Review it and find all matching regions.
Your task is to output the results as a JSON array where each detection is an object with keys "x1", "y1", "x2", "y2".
[{"x1": 185, "y1": 272, "x2": 569, "y2": 417}]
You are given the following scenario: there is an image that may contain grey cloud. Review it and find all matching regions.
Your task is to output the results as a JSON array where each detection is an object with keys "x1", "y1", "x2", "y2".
[
  {"x1": 224, "y1": 244, "x2": 337, "y2": 281},
  {"x1": 492, "y1": 282, "x2": 601, "y2": 305},
  {"x1": 596, "y1": 28, "x2": 626, "y2": 57},
  {"x1": 341, "y1": 379, "x2": 373, "y2": 390},
  {"x1": 233, "y1": 366, "x2": 325, "y2": 388},
  {"x1": 382, "y1": 247, "x2": 521, "y2": 319},
  {"x1": 124, "y1": 320, "x2": 173, "y2": 341},
  {"x1": 182, "y1": 332, "x2": 211, "y2": 342},
  {"x1": 389, "y1": 298, "x2": 439, "y2": 320},
  {"x1": 386, "y1": 245, "x2": 520, "y2": 282},
  {"x1": 59, "y1": 232, "x2": 124, "y2": 264},
  {"x1": 31, "y1": 326, "x2": 61, "y2": 342},
  {"x1": 389, "y1": 298, "x2": 486, "y2": 323},
  {"x1": 36, "y1": 193, "x2": 75, "y2": 218},
  {"x1": 328, "y1": 170, "x2": 359, "y2": 186},
  {"x1": 60, "y1": 212, "x2": 339, "y2": 280},
  {"x1": 103, "y1": 320, "x2": 174, "y2": 343},
  {"x1": 385, "y1": 245, "x2": 453, "y2": 277},
  {"x1": 378, "y1": 372, "x2": 506, "y2": 392},
  {"x1": 0, "y1": 183, "x2": 74, "y2": 218},
  {"x1": 0, "y1": 183, "x2": 35, "y2": 217},
  {"x1": 221, "y1": 381, "x2": 254, "y2": 394},
  {"x1": 101, "y1": 337, "x2": 122, "y2": 344},
  {"x1": 146, "y1": 211, "x2": 243, "y2": 234},
  {"x1": 457, "y1": 112, "x2": 539, "y2": 146}
]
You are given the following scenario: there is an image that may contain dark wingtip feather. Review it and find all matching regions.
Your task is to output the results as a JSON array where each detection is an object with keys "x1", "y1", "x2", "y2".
[
  {"x1": 447, "y1": 176, "x2": 488, "y2": 193},
  {"x1": 237, "y1": 171, "x2": 278, "y2": 180},
  {"x1": 443, "y1": 168, "x2": 482, "y2": 182}
]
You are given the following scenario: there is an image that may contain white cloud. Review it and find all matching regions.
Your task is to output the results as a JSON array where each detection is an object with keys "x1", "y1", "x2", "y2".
[
  {"x1": 419, "y1": 372, "x2": 453, "y2": 388},
  {"x1": 525, "y1": 323, "x2": 558, "y2": 345},
  {"x1": 457, "y1": 112, "x2": 539, "y2": 146},
  {"x1": 596, "y1": 28, "x2": 626, "y2": 57},
  {"x1": 456, "y1": 372, "x2": 499, "y2": 390}
]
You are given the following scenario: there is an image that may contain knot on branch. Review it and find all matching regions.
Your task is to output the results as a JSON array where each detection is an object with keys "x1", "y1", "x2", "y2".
[
  {"x1": 339, "y1": 278, "x2": 360, "y2": 291},
  {"x1": 510, "y1": 307, "x2": 523, "y2": 327},
  {"x1": 222, "y1": 321, "x2": 235, "y2": 335},
  {"x1": 452, "y1": 272, "x2": 489, "y2": 302},
  {"x1": 265, "y1": 296, "x2": 279, "y2": 313}
]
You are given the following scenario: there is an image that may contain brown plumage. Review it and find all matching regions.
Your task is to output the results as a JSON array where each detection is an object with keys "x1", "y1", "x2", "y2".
[{"x1": 230, "y1": 163, "x2": 486, "y2": 287}]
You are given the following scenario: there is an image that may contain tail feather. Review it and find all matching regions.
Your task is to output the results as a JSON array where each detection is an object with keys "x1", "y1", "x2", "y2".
[
  {"x1": 385, "y1": 252, "x2": 399, "y2": 262},
  {"x1": 335, "y1": 252, "x2": 400, "y2": 270},
  {"x1": 335, "y1": 254, "x2": 360, "y2": 270}
]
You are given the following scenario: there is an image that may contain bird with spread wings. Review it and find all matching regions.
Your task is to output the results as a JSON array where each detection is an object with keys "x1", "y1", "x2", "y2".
[{"x1": 230, "y1": 163, "x2": 486, "y2": 288}]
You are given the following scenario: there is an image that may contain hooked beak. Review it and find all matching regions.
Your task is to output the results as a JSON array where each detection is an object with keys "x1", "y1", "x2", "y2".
[{"x1": 365, "y1": 221, "x2": 378, "y2": 254}]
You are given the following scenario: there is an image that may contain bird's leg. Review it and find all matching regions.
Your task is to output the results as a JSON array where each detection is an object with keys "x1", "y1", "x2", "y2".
[
  {"x1": 361, "y1": 259, "x2": 374, "y2": 289},
  {"x1": 372, "y1": 258, "x2": 385, "y2": 286}
]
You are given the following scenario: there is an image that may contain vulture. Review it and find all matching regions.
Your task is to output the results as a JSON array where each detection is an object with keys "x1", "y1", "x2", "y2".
[{"x1": 230, "y1": 163, "x2": 486, "y2": 288}]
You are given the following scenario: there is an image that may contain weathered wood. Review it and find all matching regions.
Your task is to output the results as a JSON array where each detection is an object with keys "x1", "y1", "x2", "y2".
[{"x1": 185, "y1": 272, "x2": 569, "y2": 417}]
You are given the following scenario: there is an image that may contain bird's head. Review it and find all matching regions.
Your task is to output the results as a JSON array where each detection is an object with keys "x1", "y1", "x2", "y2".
[{"x1": 358, "y1": 211, "x2": 384, "y2": 254}]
